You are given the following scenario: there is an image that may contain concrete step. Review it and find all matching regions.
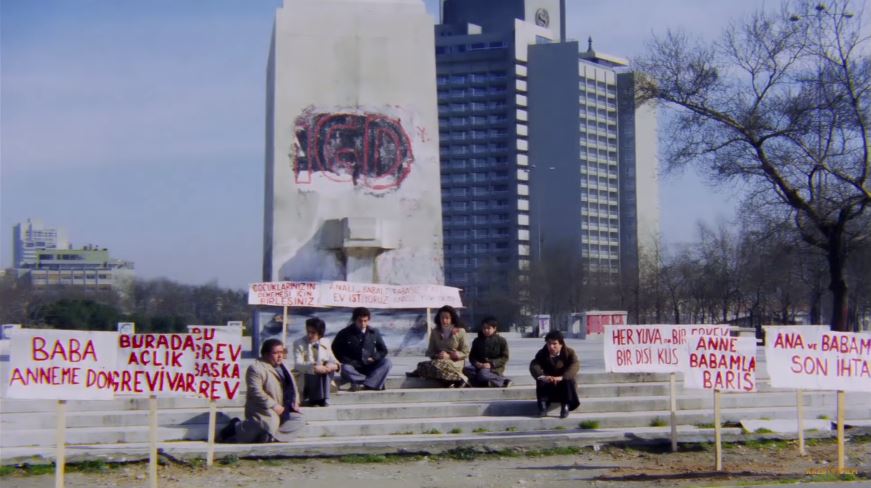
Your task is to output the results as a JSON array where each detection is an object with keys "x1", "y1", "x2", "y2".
[
  {"x1": 3, "y1": 401, "x2": 867, "y2": 448},
  {"x1": 0, "y1": 390, "x2": 844, "y2": 432}
]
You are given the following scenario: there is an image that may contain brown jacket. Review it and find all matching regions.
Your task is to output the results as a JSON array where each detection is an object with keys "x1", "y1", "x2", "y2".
[
  {"x1": 243, "y1": 359, "x2": 296, "y2": 438},
  {"x1": 529, "y1": 345, "x2": 580, "y2": 380}
]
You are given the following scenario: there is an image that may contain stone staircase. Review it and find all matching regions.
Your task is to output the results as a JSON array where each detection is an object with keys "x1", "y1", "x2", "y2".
[{"x1": 2, "y1": 338, "x2": 870, "y2": 464}]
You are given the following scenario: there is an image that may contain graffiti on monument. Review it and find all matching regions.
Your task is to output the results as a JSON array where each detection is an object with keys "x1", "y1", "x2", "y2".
[{"x1": 293, "y1": 110, "x2": 414, "y2": 191}]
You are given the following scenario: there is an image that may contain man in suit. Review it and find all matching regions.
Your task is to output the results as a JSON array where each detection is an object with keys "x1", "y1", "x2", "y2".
[{"x1": 223, "y1": 338, "x2": 304, "y2": 443}]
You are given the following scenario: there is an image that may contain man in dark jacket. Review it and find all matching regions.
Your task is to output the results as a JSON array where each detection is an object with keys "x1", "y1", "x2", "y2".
[
  {"x1": 529, "y1": 330, "x2": 580, "y2": 418},
  {"x1": 331, "y1": 307, "x2": 392, "y2": 390},
  {"x1": 464, "y1": 316, "x2": 511, "y2": 387}
]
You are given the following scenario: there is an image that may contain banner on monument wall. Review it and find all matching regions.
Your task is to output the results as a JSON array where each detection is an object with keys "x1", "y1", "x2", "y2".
[
  {"x1": 604, "y1": 324, "x2": 732, "y2": 373},
  {"x1": 684, "y1": 334, "x2": 757, "y2": 392},
  {"x1": 247, "y1": 280, "x2": 463, "y2": 309},
  {"x1": 5, "y1": 329, "x2": 118, "y2": 400},
  {"x1": 765, "y1": 326, "x2": 871, "y2": 392}
]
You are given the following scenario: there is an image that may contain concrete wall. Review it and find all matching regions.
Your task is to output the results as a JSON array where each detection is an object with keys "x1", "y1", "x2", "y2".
[{"x1": 264, "y1": 0, "x2": 445, "y2": 285}]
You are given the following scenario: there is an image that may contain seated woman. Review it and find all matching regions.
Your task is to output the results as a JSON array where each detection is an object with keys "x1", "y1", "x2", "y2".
[
  {"x1": 220, "y1": 339, "x2": 304, "y2": 443},
  {"x1": 292, "y1": 317, "x2": 339, "y2": 406},
  {"x1": 529, "y1": 330, "x2": 580, "y2": 418},
  {"x1": 463, "y1": 316, "x2": 511, "y2": 388},
  {"x1": 408, "y1": 305, "x2": 470, "y2": 387}
]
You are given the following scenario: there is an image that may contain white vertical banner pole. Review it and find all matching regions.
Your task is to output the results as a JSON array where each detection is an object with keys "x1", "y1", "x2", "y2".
[
  {"x1": 669, "y1": 372, "x2": 678, "y2": 452},
  {"x1": 149, "y1": 395, "x2": 158, "y2": 488},
  {"x1": 425, "y1": 307, "x2": 433, "y2": 345},
  {"x1": 282, "y1": 306, "x2": 289, "y2": 344},
  {"x1": 206, "y1": 400, "x2": 217, "y2": 467},
  {"x1": 796, "y1": 389, "x2": 805, "y2": 456},
  {"x1": 714, "y1": 389, "x2": 722, "y2": 472},
  {"x1": 837, "y1": 390, "x2": 845, "y2": 474},
  {"x1": 55, "y1": 400, "x2": 66, "y2": 488}
]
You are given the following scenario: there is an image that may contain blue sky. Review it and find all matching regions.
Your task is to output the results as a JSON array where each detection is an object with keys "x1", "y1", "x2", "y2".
[{"x1": 1, "y1": 0, "x2": 768, "y2": 289}]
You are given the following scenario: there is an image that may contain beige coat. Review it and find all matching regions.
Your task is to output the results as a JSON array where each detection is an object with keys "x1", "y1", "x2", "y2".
[
  {"x1": 426, "y1": 327, "x2": 470, "y2": 369},
  {"x1": 291, "y1": 337, "x2": 338, "y2": 375},
  {"x1": 243, "y1": 359, "x2": 293, "y2": 438}
]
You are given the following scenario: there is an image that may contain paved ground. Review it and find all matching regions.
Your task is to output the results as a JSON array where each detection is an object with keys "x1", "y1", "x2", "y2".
[{"x1": 2, "y1": 437, "x2": 870, "y2": 487}]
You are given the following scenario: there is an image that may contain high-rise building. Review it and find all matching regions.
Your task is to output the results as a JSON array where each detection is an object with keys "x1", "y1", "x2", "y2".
[
  {"x1": 13, "y1": 218, "x2": 69, "y2": 268},
  {"x1": 12, "y1": 219, "x2": 134, "y2": 291},
  {"x1": 435, "y1": 0, "x2": 659, "y2": 319}
]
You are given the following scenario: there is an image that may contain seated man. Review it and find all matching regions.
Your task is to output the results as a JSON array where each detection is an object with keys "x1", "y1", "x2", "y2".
[
  {"x1": 331, "y1": 307, "x2": 392, "y2": 391},
  {"x1": 220, "y1": 339, "x2": 304, "y2": 443},
  {"x1": 463, "y1": 316, "x2": 511, "y2": 388},
  {"x1": 292, "y1": 317, "x2": 339, "y2": 406},
  {"x1": 529, "y1": 330, "x2": 580, "y2": 419}
]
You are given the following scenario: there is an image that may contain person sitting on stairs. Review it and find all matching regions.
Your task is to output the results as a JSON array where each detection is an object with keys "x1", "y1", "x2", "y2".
[{"x1": 529, "y1": 330, "x2": 580, "y2": 419}]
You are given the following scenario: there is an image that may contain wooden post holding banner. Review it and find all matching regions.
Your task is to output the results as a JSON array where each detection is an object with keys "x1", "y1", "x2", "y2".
[
  {"x1": 669, "y1": 372, "x2": 678, "y2": 452},
  {"x1": 206, "y1": 400, "x2": 217, "y2": 466},
  {"x1": 714, "y1": 389, "x2": 722, "y2": 471},
  {"x1": 282, "y1": 306, "x2": 289, "y2": 344},
  {"x1": 796, "y1": 389, "x2": 806, "y2": 455},
  {"x1": 55, "y1": 400, "x2": 66, "y2": 488},
  {"x1": 837, "y1": 390, "x2": 845, "y2": 474},
  {"x1": 148, "y1": 395, "x2": 158, "y2": 488}
]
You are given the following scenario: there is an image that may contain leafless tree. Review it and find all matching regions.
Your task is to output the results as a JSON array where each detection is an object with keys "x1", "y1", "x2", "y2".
[{"x1": 636, "y1": 0, "x2": 870, "y2": 330}]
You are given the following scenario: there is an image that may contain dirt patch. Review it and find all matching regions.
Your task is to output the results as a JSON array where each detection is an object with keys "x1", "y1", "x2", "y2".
[{"x1": 2, "y1": 439, "x2": 869, "y2": 487}]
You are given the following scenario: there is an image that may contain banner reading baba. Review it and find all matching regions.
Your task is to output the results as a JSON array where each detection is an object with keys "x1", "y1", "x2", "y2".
[
  {"x1": 604, "y1": 324, "x2": 731, "y2": 373},
  {"x1": 765, "y1": 326, "x2": 871, "y2": 392},
  {"x1": 684, "y1": 334, "x2": 757, "y2": 392},
  {"x1": 248, "y1": 280, "x2": 463, "y2": 309},
  {"x1": 5, "y1": 329, "x2": 118, "y2": 400},
  {"x1": 187, "y1": 326, "x2": 243, "y2": 401}
]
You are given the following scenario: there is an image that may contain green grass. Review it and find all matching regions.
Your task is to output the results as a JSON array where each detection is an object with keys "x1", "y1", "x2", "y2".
[
  {"x1": 807, "y1": 473, "x2": 859, "y2": 482},
  {"x1": 578, "y1": 420, "x2": 600, "y2": 430},
  {"x1": 392, "y1": 431, "x2": 414, "y2": 435},
  {"x1": 695, "y1": 422, "x2": 716, "y2": 429},
  {"x1": 423, "y1": 428, "x2": 442, "y2": 435},
  {"x1": 817, "y1": 414, "x2": 830, "y2": 420},
  {"x1": 70, "y1": 460, "x2": 110, "y2": 473},
  {"x1": 449, "y1": 427, "x2": 463, "y2": 434},
  {"x1": 649, "y1": 418, "x2": 667, "y2": 427},
  {"x1": 526, "y1": 446, "x2": 582, "y2": 457},
  {"x1": 339, "y1": 454, "x2": 389, "y2": 464},
  {"x1": 218, "y1": 454, "x2": 239, "y2": 466},
  {"x1": 753, "y1": 428, "x2": 775, "y2": 434},
  {"x1": 472, "y1": 427, "x2": 490, "y2": 433},
  {"x1": 552, "y1": 425, "x2": 567, "y2": 431},
  {"x1": 0, "y1": 466, "x2": 16, "y2": 477},
  {"x1": 743, "y1": 438, "x2": 791, "y2": 450},
  {"x1": 505, "y1": 426, "x2": 517, "y2": 432}
]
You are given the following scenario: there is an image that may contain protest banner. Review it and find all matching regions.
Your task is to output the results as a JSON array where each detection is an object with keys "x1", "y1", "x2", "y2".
[
  {"x1": 5, "y1": 329, "x2": 118, "y2": 400},
  {"x1": 116, "y1": 333, "x2": 198, "y2": 397},
  {"x1": 764, "y1": 326, "x2": 871, "y2": 392},
  {"x1": 247, "y1": 281, "x2": 463, "y2": 309},
  {"x1": 604, "y1": 324, "x2": 731, "y2": 374},
  {"x1": 765, "y1": 325, "x2": 870, "y2": 472},
  {"x1": 684, "y1": 333, "x2": 757, "y2": 471},
  {"x1": 188, "y1": 325, "x2": 243, "y2": 467},
  {"x1": 603, "y1": 323, "x2": 731, "y2": 452}
]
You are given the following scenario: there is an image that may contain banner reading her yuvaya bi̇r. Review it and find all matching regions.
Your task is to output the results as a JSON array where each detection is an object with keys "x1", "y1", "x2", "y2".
[
  {"x1": 604, "y1": 324, "x2": 731, "y2": 373},
  {"x1": 764, "y1": 326, "x2": 871, "y2": 392},
  {"x1": 248, "y1": 281, "x2": 463, "y2": 308},
  {"x1": 5, "y1": 329, "x2": 118, "y2": 400}
]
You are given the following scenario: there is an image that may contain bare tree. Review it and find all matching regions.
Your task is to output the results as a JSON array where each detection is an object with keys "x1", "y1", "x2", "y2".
[{"x1": 637, "y1": 0, "x2": 870, "y2": 331}]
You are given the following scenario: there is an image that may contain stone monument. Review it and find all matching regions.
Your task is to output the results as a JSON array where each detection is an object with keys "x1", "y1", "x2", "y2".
[{"x1": 262, "y1": 0, "x2": 444, "y2": 286}]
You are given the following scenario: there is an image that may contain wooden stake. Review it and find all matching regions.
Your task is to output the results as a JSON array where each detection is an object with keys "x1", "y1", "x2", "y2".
[
  {"x1": 796, "y1": 389, "x2": 805, "y2": 455},
  {"x1": 206, "y1": 400, "x2": 217, "y2": 467},
  {"x1": 837, "y1": 390, "x2": 845, "y2": 474},
  {"x1": 148, "y1": 395, "x2": 158, "y2": 488},
  {"x1": 669, "y1": 372, "x2": 677, "y2": 452},
  {"x1": 55, "y1": 400, "x2": 66, "y2": 488},
  {"x1": 714, "y1": 389, "x2": 722, "y2": 471}
]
